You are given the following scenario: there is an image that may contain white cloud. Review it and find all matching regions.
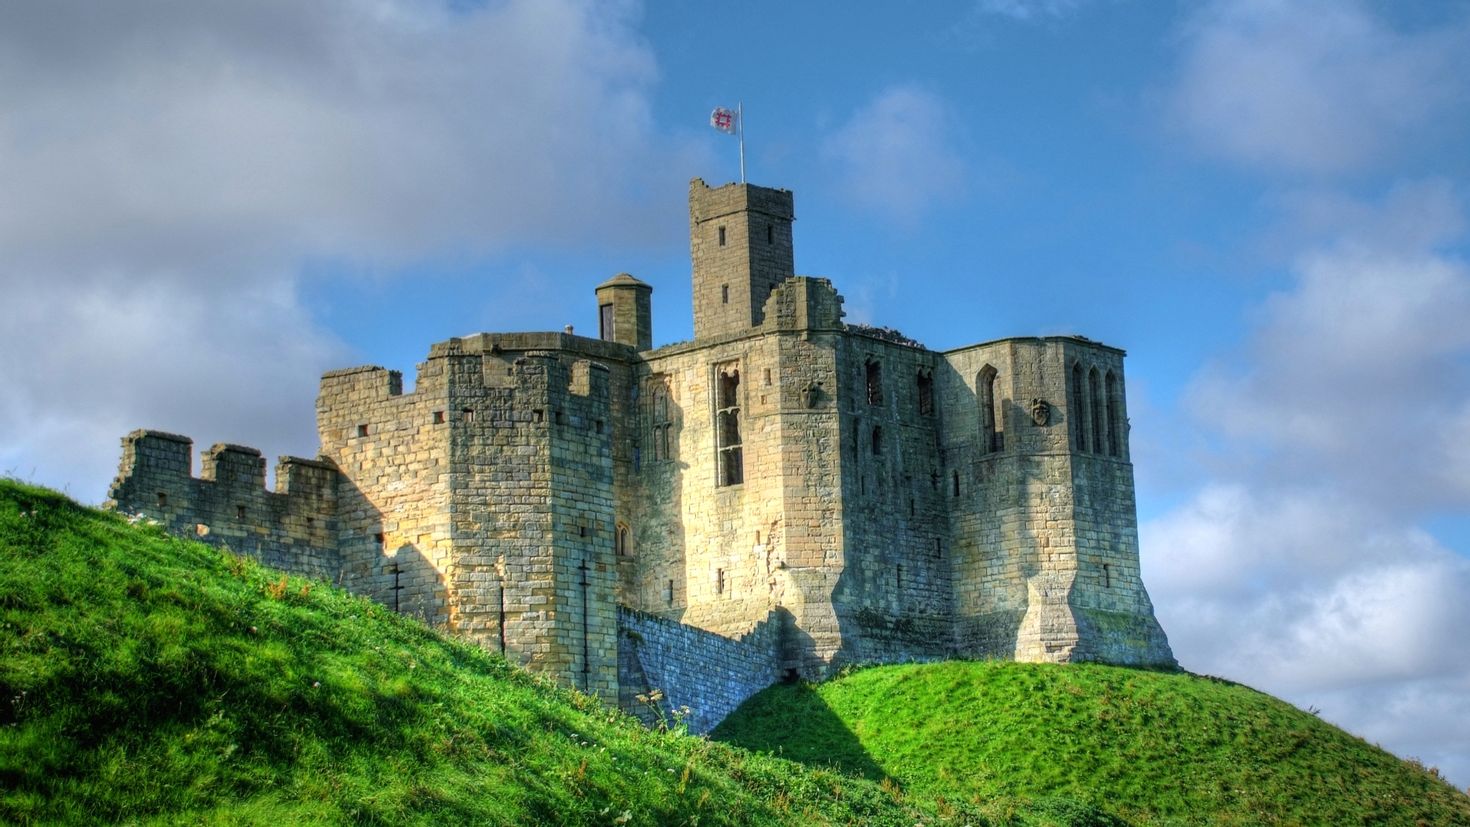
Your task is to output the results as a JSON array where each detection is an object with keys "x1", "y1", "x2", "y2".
[
  {"x1": 1143, "y1": 182, "x2": 1470, "y2": 787},
  {"x1": 971, "y1": 0, "x2": 1091, "y2": 21},
  {"x1": 0, "y1": 0, "x2": 690, "y2": 502},
  {"x1": 1168, "y1": 0, "x2": 1470, "y2": 175},
  {"x1": 821, "y1": 85, "x2": 967, "y2": 224}
]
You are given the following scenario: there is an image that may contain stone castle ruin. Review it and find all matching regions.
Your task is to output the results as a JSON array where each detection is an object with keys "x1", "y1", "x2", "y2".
[{"x1": 109, "y1": 179, "x2": 1174, "y2": 731}]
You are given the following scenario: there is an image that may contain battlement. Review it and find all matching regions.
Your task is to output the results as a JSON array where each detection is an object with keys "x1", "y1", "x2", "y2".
[{"x1": 108, "y1": 430, "x2": 341, "y2": 581}]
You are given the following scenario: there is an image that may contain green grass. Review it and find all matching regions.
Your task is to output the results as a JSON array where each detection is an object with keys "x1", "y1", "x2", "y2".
[
  {"x1": 1, "y1": 479, "x2": 1011, "y2": 826},
  {"x1": 712, "y1": 660, "x2": 1470, "y2": 825}
]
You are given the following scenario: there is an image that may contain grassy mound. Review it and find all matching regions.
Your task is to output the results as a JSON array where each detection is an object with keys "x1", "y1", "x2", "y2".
[
  {"x1": 712, "y1": 660, "x2": 1470, "y2": 825},
  {"x1": 0, "y1": 480, "x2": 981, "y2": 826}
]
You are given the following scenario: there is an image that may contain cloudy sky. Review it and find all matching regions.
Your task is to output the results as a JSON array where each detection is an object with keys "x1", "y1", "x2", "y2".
[{"x1": 3, "y1": 0, "x2": 1468, "y2": 789}]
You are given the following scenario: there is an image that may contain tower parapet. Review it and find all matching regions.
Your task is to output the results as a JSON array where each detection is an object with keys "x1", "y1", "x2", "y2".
[{"x1": 689, "y1": 178, "x2": 795, "y2": 339}]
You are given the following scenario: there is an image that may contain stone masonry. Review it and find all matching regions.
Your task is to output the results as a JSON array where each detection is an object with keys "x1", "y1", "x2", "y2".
[{"x1": 109, "y1": 178, "x2": 1174, "y2": 731}]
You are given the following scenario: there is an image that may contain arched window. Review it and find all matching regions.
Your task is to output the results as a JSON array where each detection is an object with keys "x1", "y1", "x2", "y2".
[
  {"x1": 1088, "y1": 367, "x2": 1104, "y2": 457},
  {"x1": 978, "y1": 365, "x2": 1002, "y2": 453},
  {"x1": 1105, "y1": 370, "x2": 1122, "y2": 457},
  {"x1": 615, "y1": 523, "x2": 631, "y2": 557},
  {"x1": 1071, "y1": 362, "x2": 1088, "y2": 453}
]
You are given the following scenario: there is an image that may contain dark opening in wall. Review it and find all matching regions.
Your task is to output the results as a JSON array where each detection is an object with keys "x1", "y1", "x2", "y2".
[
  {"x1": 357, "y1": 424, "x2": 369, "y2": 438},
  {"x1": 615, "y1": 524, "x2": 629, "y2": 556},
  {"x1": 433, "y1": 410, "x2": 445, "y2": 424},
  {"x1": 599, "y1": 302, "x2": 614, "y2": 341},
  {"x1": 717, "y1": 225, "x2": 726, "y2": 246},
  {"x1": 716, "y1": 366, "x2": 743, "y2": 486},
  {"x1": 578, "y1": 524, "x2": 587, "y2": 538},
  {"x1": 555, "y1": 410, "x2": 565, "y2": 426},
  {"x1": 871, "y1": 425, "x2": 883, "y2": 455},
  {"x1": 896, "y1": 565, "x2": 903, "y2": 589},
  {"x1": 374, "y1": 532, "x2": 385, "y2": 548},
  {"x1": 156, "y1": 492, "x2": 167, "y2": 508},
  {"x1": 1071, "y1": 362, "x2": 1088, "y2": 452},
  {"x1": 763, "y1": 368, "x2": 771, "y2": 386},
  {"x1": 1103, "y1": 563, "x2": 1112, "y2": 588},
  {"x1": 235, "y1": 504, "x2": 246, "y2": 521},
  {"x1": 978, "y1": 365, "x2": 1001, "y2": 453},
  {"x1": 917, "y1": 369, "x2": 934, "y2": 415},
  {"x1": 716, "y1": 568, "x2": 725, "y2": 595},
  {"x1": 666, "y1": 579, "x2": 674, "y2": 605},
  {"x1": 462, "y1": 408, "x2": 475, "y2": 423},
  {"x1": 865, "y1": 359, "x2": 883, "y2": 405},
  {"x1": 935, "y1": 538, "x2": 943, "y2": 558},
  {"x1": 721, "y1": 284, "x2": 729, "y2": 304},
  {"x1": 952, "y1": 470, "x2": 961, "y2": 497},
  {"x1": 306, "y1": 516, "x2": 315, "y2": 530},
  {"x1": 533, "y1": 409, "x2": 544, "y2": 423},
  {"x1": 767, "y1": 224, "x2": 774, "y2": 244},
  {"x1": 594, "y1": 419, "x2": 604, "y2": 434}
]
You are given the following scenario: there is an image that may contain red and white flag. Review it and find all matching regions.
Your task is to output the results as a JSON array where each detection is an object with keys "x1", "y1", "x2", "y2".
[{"x1": 710, "y1": 106, "x2": 739, "y2": 135}]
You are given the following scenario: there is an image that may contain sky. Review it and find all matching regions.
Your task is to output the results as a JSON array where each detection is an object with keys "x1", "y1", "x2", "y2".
[{"x1": 2, "y1": 0, "x2": 1469, "y2": 790}]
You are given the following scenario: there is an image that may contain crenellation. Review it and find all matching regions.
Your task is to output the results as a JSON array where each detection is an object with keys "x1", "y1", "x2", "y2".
[{"x1": 109, "y1": 177, "x2": 1173, "y2": 733}]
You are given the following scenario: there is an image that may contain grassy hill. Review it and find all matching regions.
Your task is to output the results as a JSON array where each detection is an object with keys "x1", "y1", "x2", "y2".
[
  {"x1": 0, "y1": 479, "x2": 1006, "y2": 826},
  {"x1": 713, "y1": 660, "x2": 1470, "y2": 825}
]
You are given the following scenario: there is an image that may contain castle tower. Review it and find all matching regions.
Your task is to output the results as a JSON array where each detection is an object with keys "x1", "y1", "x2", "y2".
[
  {"x1": 689, "y1": 178, "x2": 795, "y2": 339},
  {"x1": 595, "y1": 273, "x2": 653, "y2": 351}
]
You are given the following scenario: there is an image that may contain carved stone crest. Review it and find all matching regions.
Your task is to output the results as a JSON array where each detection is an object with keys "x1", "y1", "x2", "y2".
[
  {"x1": 800, "y1": 380, "x2": 823, "y2": 409},
  {"x1": 1029, "y1": 397, "x2": 1050, "y2": 427}
]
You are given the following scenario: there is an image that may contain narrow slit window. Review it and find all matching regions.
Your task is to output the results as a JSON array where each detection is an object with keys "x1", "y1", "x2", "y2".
[
  {"x1": 1105, "y1": 370, "x2": 1122, "y2": 457},
  {"x1": 721, "y1": 284, "x2": 730, "y2": 304},
  {"x1": 865, "y1": 359, "x2": 883, "y2": 405},
  {"x1": 666, "y1": 579, "x2": 675, "y2": 605},
  {"x1": 718, "y1": 225, "x2": 726, "y2": 246},
  {"x1": 716, "y1": 568, "x2": 726, "y2": 595},
  {"x1": 1103, "y1": 563, "x2": 1112, "y2": 588},
  {"x1": 433, "y1": 410, "x2": 445, "y2": 424},
  {"x1": 1071, "y1": 363, "x2": 1088, "y2": 452},
  {"x1": 952, "y1": 470, "x2": 960, "y2": 497},
  {"x1": 236, "y1": 504, "x2": 246, "y2": 521},
  {"x1": 978, "y1": 365, "x2": 1002, "y2": 453},
  {"x1": 615, "y1": 524, "x2": 630, "y2": 557},
  {"x1": 917, "y1": 369, "x2": 934, "y2": 416},
  {"x1": 1089, "y1": 368, "x2": 1104, "y2": 457},
  {"x1": 767, "y1": 224, "x2": 774, "y2": 244},
  {"x1": 871, "y1": 425, "x2": 883, "y2": 456},
  {"x1": 357, "y1": 424, "x2": 369, "y2": 438}
]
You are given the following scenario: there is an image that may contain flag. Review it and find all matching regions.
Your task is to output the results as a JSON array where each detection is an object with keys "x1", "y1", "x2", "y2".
[{"x1": 710, "y1": 106, "x2": 738, "y2": 135}]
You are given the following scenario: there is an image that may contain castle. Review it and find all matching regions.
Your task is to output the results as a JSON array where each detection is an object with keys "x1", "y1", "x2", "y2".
[{"x1": 109, "y1": 179, "x2": 1174, "y2": 731}]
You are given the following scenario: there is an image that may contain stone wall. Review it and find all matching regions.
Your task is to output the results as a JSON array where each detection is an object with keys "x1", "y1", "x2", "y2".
[
  {"x1": 107, "y1": 430, "x2": 340, "y2": 581},
  {"x1": 617, "y1": 606, "x2": 783, "y2": 734}
]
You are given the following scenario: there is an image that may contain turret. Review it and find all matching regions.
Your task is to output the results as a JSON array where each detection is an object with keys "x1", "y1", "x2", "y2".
[{"x1": 595, "y1": 272, "x2": 653, "y2": 351}]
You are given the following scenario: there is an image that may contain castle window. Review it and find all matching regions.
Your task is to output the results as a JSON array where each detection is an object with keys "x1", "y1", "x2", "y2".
[
  {"x1": 555, "y1": 410, "x2": 565, "y2": 426},
  {"x1": 767, "y1": 223, "x2": 774, "y2": 244},
  {"x1": 716, "y1": 365, "x2": 743, "y2": 486},
  {"x1": 764, "y1": 368, "x2": 771, "y2": 386},
  {"x1": 578, "y1": 524, "x2": 587, "y2": 538},
  {"x1": 615, "y1": 523, "x2": 630, "y2": 557},
  {"x1": 648, "y1": 377, "x2": 672, "y2": 462},
  {"x1": 865, "y1": 359, "x2": 883, "y2": 405},
  {"x1": 1103, "y1": 563, "x2": 1112, "y2": 588},
  {"x1": 1070, "y1": 363, "x2": 1088, "y2": 452},
  {"x1": 463, "y1": 408, "x2": 475, "y2": 423},
  {"x1": 1105, "y1": 370, "x2": 1122, "y2": 457},
  {"x1": 721, "y1": 284, "x2": 729, "y2": 304},
  {"x1": 357, "y1": 424, "x2": 369, "y2": 438},
  {"x1": 433, "y1": 410, "x2": 445, "y2": 425},
  {"x1": 666, "y1": 579, "x2": 674, "y2": 605},
  {"x1": 156, "y1": 492, "x2": 167, "y2": 508},
  {"x1": 599, "y1": 303, "x2": 615, "y2": 341},
  {"x1": 718, "y1": 225, "x2": 726, "y2": 246},
  {"x1": 952, "y1": 470, "x2": 960, "y2": 497},
  {"x1": 896, "y1": 565, "x2": 903, "y2": 589},
  {"x1": 374, "y1": 532, "x2": 385, "y2": 548},
  {"x1": 871, "y1": 425, "x2": 883, "y2": 456},
  {"x1": 1089, "y1": 367, "x2": 1104, "y2": 457},
  {"x1": 236, "y1": 504, "x2": 246, "y2": 521},
  {"x1": 917, "y1": 369, "x2": 934, "y2": 416},
  {"x1": 935, "y1": 538, "x2": 943, "y2": 558},
  {"x1": 306, "y1": 516, "x2": 315, "y2": 530},
  {"x1": 978, "y1": 365, "x2": 1002, "y2": 453},
  {"x1": 594, "y1": 419, "x2": 604, "y2": 434},
  {"x1": 716, "y1": 568, "x2": 726, "y2": 595},
  {"x1": 533, "y1": 409, "x2": 544, "y2": 424},
  {"x1": 632, "y1": 441, "x2": 641, "y2": 471}
]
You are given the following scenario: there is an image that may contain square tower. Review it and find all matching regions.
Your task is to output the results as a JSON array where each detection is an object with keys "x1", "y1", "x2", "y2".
[{"x1": 689, "y1": 178, "x2": 795, "y2": 339}]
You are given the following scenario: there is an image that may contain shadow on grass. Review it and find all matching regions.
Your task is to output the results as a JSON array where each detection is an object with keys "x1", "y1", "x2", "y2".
[{"x1": 712, "y1": 681, "x2": 886, "y2": 782}]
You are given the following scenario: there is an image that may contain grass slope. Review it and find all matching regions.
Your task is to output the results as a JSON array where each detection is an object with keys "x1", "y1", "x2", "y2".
[
  {"x1": 713, "y1": 661, "x2": 1470, "y2": 825},
  {"x1": 1, "y1": 480, "x2": 998, "y2": 826}
]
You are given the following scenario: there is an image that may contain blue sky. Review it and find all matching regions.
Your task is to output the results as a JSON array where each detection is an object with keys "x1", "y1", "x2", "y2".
[{"x1": 2, "y1": 0, "x2": 1469, "y2": 789}]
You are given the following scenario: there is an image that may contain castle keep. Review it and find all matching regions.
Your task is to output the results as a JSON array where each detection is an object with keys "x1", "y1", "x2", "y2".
[{"x1": 109, "y1": 179, "x2": 1174, "y2": 730}]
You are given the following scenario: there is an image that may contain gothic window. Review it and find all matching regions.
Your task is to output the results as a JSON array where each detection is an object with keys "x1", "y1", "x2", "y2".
[
  {"x1": 716, "y1": 364, "x2": 743, "y2": 486},
  {"x1": 1070, "y1": 363, "x2": 1088, "y2": 453},
  {"x1": 978, "y1": 365, "x2": 1002, "y2": 453},
  {"x1": 615, "y1": 523, "x2": 630, "y2": 557},
  {"x1": 866, "y1": 359, "x2": 883, "y2": 406},
  {"x1": 916, "y1": 368, "x2": 934, "y2": 416},
  {"x1": 1105, "y1": 370, "x2": 1122, "y2": 457},
  {"x1": 598, "y1": 303, "x2": 614, "y2": 340},
  {"x1": 1089, "y1": 367, "x2": 1104, "y2": 458},
  {"x1": 647, "y1": 376, "x2": 673, "y2": 462}
]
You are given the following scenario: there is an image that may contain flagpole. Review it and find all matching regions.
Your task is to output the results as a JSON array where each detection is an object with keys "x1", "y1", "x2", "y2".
[{"x1": 738, "y1": 101, "x2": 746, "y2": 184}]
